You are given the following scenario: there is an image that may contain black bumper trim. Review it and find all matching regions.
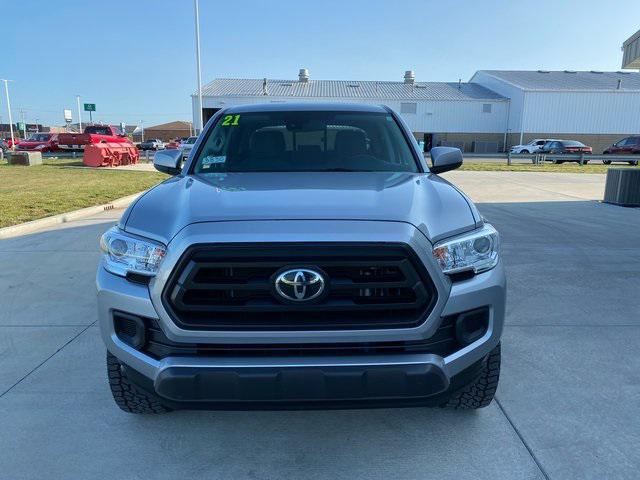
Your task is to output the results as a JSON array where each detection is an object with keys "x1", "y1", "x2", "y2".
[{"x1": 153, "y1": 362, "x2": 450, "y2": 403}]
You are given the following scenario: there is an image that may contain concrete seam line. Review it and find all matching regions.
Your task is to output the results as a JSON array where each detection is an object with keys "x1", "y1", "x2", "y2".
[
  {"x1": 0, "y1": 322, "x2": 96, "y2": 399},
  {"x1": 495, "y1": 398, "x2": 551, "y2": 480},
  {"x1": 0, "y1": 191, "x2": 145, "y2": 240}
]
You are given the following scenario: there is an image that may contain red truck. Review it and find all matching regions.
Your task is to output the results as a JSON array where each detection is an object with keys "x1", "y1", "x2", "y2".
[{"x1": 57, "y1": 125, "x2": 132, "y2": 151}]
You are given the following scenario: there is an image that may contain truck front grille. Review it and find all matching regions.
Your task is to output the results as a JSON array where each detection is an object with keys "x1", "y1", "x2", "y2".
[
  {"x1": 142, "y1": 314, "x2": 459, "y2": 359},
  {"x1": 162, "y1": 243, "x2": 437, "y2": 331}
]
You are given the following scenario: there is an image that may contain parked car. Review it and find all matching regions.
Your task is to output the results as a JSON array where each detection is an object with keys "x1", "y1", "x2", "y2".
[
  {"x1": 57, "y1": 125, "x2": 131, "y2": 151},
  {"x1": 0, "y1": 139, "x2": 7, "y2": 154},
  {"x1": 98, "y1": 103, "x2": 505, "y2": 413},
  {"x1": 539, "y1": 140, "x2": 592, "y2": 163},
  {"x1": 509, "y1": 138, "x2": 558, "y2": 154},
  {"x1": 138, "y1": 138, "x2": 165, "y2": 151},
  {"x1": 602, "y1": 136, "x2": 640, "y2": 165},
  {"x1": 16, "y1": 133, "x2": 59, "y2": 153},
  {"x1": 164, "y1": 139, "x2": 181, "y2": 150},
  {"x1": 5, "y1": 137, "x2": 20, "y2": 149},
  {"x1": 179, "y1": 135, "x2": 198, "y2": 158}
]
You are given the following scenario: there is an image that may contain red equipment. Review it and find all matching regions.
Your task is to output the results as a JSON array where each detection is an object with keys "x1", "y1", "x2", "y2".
[
  {"x1": 58, "y1": 125, "x2": 130, "y2": 151},
  {"x1": 83, "y1": 142, "x2": 139, "y2": 167}
]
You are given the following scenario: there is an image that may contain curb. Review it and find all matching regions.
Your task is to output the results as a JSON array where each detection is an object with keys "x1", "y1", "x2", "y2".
[{"x1": 0, "y1": 192, "x2": 144, "y2": 240}]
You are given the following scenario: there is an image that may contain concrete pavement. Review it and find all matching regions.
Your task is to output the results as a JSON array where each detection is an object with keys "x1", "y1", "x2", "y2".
[{"x1": 1, "y1": 171, "x2": 639, "y2": 479}]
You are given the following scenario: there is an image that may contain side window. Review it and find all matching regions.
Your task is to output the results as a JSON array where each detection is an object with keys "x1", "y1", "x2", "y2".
[
  {"x1": 536, "y1": 140, "x2": 546, "y2": 146},
  {"x1": 400, "y1": 103, "x2": 417, "y2": 114},
  {"x1": 482, "y1": 103, "x2": 492, "y2": 113}
]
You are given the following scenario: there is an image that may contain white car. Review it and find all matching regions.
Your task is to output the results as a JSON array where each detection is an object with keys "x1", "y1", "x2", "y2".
[
  {"x1": 510, "y1": 139, "x2": 558, "y2": 154},
  {"x1": 180, "y1": 136, "x2": 198, "y2": 158}
]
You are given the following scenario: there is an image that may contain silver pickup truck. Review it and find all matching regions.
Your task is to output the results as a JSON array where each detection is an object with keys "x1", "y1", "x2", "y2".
[{"x1": 97, "y1": 103, "x2": 505, "y2": 413}]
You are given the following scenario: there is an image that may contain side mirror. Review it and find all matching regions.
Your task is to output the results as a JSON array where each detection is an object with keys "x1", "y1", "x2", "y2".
[
  {"x1": 429, "y1": 146, "x2": 463, "y2": 174},
  {"x1": 153, "y1": 149, "x2": 183, "y2": 175}
]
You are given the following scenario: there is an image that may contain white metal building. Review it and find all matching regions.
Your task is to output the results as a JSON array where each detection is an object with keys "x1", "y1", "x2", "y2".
[
  {"x1": 193, "y1": 68, "x2": 640, "y2": 153},
  {"x1": 470, "y1": 70, "x2": 640, "y2": 151}
]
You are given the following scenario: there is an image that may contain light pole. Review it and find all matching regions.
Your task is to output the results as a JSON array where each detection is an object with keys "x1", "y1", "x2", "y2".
[
  {"x1": 141, "y1": 121, "x2": 144, "y2": 142},
  {"x1": 35, "y1": 118, "x2": 39, "y2": 133},
  {"x1": 76, "y1": 95, "x2": 82, "y2": 132},
  {"x1": 1, "y1": 79, "x2": 15, "y2": 149},
  {"x1": 194, "y1": 0, "x2": 204, "y2": 134}
]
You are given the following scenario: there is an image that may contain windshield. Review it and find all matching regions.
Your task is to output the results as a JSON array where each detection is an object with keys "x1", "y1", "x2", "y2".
[
  {"x1": 86, "y1": 126, "x2": 113, "y2": 135},
  {"x1": 186, "y1": 136, "x2": 197, "y2": 144},
  {"x1": 192, "y1": 111, "x2": 419, "y2": 174},
  {"x1": 27, "y1": 134, "x2": 50, "y2": 142}
]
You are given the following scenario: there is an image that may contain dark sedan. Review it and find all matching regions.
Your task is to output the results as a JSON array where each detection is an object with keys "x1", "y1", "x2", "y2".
[
  {"x1": 539, "y1": 140, "x2": 592, "y2": 163},
  {"x1": 602, "y1": 136, "x2": 640, "y2": 165}
]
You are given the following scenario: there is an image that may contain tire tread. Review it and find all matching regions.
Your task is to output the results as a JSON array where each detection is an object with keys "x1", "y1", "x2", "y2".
[
  {"x1": 443, "y1": 343, "x2": 501, "y2": 410},
  {"x1": 106, "y1": 352, "x2": 171, "y2": 414}
]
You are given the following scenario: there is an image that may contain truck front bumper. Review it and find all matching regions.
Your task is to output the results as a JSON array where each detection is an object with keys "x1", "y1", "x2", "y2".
[{"x1": 98, "y1": 264, "x2": 504, "y2": 408}]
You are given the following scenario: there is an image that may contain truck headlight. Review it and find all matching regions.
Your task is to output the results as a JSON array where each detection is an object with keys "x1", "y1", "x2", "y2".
[
  {"x1": 100, "y1": 226, "x2": 166, "y2": 277},
  {"x1": 433, "y1": 224, "x2": 500, "y2": 275}
]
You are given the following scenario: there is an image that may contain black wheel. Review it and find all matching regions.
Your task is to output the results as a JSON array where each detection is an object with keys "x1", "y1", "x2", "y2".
[
  {"x1": 630, "y1": 161, "x2": 638, "y2": 166},
  {"x1": 603, "y1": 160, "x2": 612, "y2": 165},
  {"x1": 443, "y1": 343, "x2": 501, "y2": 410},
  {"x1": 106, "y1": 351, "x2": 171, "y2": 414},
  {"x1": 521, "y1": 149, "x2": 530, "y2": 154},
  {"x1": 582, "y1": 160, "x2": 589, "y2": 165}
]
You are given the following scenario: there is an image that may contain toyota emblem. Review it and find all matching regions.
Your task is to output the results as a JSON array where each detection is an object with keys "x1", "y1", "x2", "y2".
[{"x1": 274, "y1": 268, "x2": 326, "y2": 302}]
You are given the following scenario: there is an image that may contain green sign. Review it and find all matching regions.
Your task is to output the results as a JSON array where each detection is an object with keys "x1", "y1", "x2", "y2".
[
  {"x1": 84, "y1": 103, "x2": 96, "y2": 112},
  {"x1": 17, "y1": 122, "x2": 26, "y2": 132}
]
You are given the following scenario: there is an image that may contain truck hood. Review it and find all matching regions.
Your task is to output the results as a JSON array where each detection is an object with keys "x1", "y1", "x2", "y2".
[{"x1": 123, "y1": 172, "x2": 480, "y2": 245}]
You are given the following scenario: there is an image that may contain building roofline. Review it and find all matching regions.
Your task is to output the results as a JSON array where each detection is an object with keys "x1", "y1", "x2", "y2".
[
  {"x1": 195, "y1": 77, "x2": 508, "y2": 101},
  {"x1": 193, "y1": 94, "x2": 509, "y2": 103},
  {"x1": 473, "y1": 70, "x2": 640, "y2": 92},
  {"x1": 623, "y1": 29, "x2": 640, "y2": 47}
]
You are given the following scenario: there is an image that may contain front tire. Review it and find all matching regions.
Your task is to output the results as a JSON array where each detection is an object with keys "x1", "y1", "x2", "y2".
[
  {"x1": 603, "y1": 160, "x2": 612, "y2": 165},
  {"x1": 106, "y1": 352, "x2": 171, "y2": 414},
  {"x1": 443, "y1": 343, "x2": 501, "y2": 409}
]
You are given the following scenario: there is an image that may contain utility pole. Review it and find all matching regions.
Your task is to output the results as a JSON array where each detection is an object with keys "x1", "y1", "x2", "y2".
[
  {"x1": 76, "y1": 95, "x2": 82, "y2": 132},
  {"x1": 1, "y1": 79, "x2": 15, "y2": 149},
  {"x1": 141, "y1": 121, "x2": 144, "y2": 142},
  {"x1": 194, "y1": 0, "x2": 204, "y2": 134},
  {"x1": 35, "y1": 118, "x2": 39, "y2": 133}
]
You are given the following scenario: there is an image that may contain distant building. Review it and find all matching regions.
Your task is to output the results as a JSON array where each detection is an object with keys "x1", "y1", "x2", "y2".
[
  {"x1": 136, "y1": 120, "x2": 193, "y2": 142},
  {"x1": 622, "y1": 29, "x2": 640, "y2": 70},
  {"x1": 472, "y1": 70, "x2": 640, "y2": 152},
  {"x1": 193, "y1": 68, "x2": 640, "y2": 153}
]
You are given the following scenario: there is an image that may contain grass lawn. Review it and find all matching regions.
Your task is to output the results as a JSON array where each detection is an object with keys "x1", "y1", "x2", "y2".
[
  {"x1": 459, "y1": 162, "x2": 639, "y2": 174},
  {"x1": 0, "y1": 158, "x2": 167, "y2": 228}
]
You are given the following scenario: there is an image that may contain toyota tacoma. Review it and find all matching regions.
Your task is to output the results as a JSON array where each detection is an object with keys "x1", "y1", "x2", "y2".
[{"x1": 97, "y1": 103, "x2": 505, "y2": 413}]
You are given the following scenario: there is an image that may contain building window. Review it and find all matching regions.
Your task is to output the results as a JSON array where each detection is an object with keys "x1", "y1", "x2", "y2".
[
  {"x1": 400, "y1": 102, "x2": 417, "y2": 114},
  {"x1": 482, "y1": 103, "x2": 492, "y2": 113}
]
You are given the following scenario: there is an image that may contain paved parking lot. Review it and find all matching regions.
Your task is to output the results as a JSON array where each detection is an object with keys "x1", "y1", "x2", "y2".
[{"x1": 1, "y1": 171, "x2": 638, "y2": 479}]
